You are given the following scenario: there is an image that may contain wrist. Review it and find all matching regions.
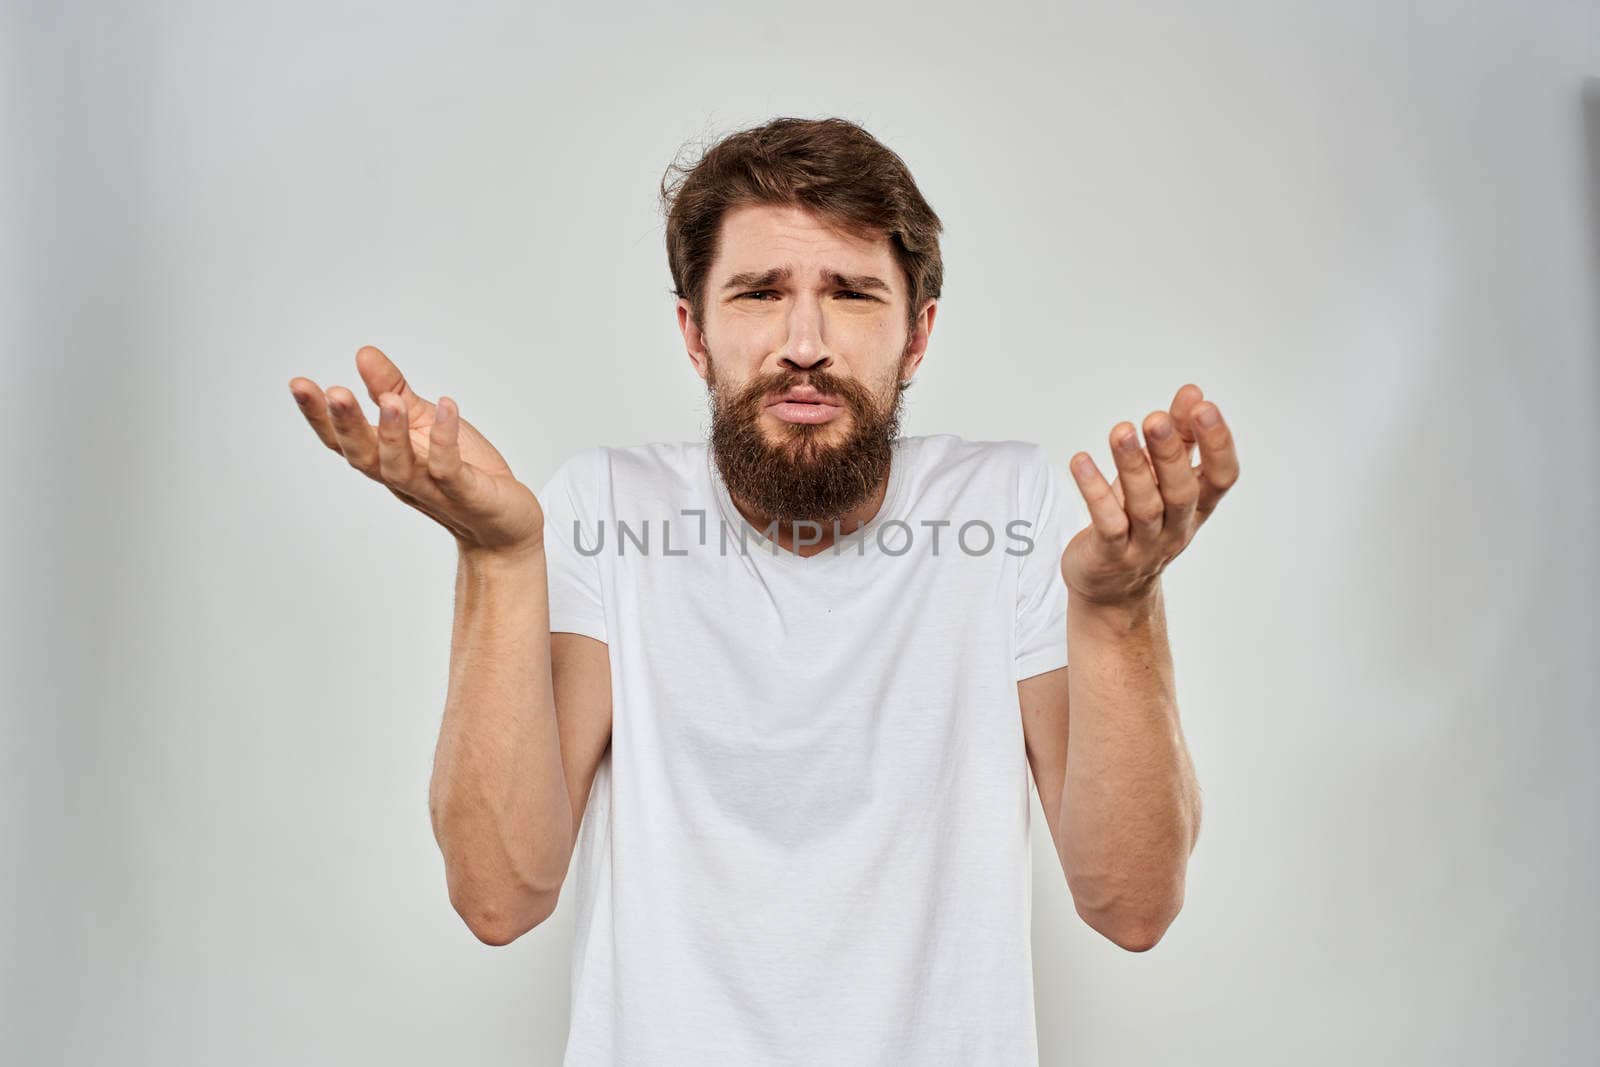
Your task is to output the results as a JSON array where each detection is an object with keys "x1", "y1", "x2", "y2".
[
  {"x1": 457, "y1": 536, "x2": 545, "y2": 572},
  {"x1": 1068, "y1": 579, "x2": 1163, "y2": 634}
]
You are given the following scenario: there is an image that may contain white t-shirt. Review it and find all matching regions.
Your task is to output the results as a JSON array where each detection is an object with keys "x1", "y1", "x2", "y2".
[{"x1": 535, "y1": 432, "x2": 1084, "y2": 1066}]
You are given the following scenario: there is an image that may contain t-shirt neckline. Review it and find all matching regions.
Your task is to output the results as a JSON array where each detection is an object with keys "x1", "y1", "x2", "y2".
[{"x1": 703, "y1": 437, "x2": 913, "y2": 567}]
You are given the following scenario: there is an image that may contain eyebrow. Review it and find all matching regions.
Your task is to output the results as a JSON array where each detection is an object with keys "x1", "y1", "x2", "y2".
[{"x1": 719, "y1": 266, "x2": 893, "y2": 295}]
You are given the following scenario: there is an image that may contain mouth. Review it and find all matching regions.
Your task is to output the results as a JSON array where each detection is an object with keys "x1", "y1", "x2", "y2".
[{"x1": 764, "y1": 389, "x2": 845, "y2": 426}]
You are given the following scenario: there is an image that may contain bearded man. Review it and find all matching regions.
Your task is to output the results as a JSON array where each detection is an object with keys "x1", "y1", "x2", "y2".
[{"x1": 289, "y1": 115, "x2": 1239, "y2": 1065}]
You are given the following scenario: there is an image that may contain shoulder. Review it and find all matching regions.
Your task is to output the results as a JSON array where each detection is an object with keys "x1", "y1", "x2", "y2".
[
  {"x1": 901, "y1": 433, "x2": 1051, "y2": 497},
  {"x1": 596, "y1": 440, "x2": 706, "y2": 483},
  {"x1": 541, "y1": 440, "x2": 707, "y2": 510},
  {"x1": 904, "y1": 432, "x2": 1046, "y2": 469}
]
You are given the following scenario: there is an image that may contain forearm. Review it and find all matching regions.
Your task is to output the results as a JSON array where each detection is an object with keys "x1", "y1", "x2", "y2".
[
  {"x1": 1057, "y1": 578, "x2": 1200, "y2": 948},
  {"x1": 428, "y1": 541, "x2": 572, "y2": 942}
]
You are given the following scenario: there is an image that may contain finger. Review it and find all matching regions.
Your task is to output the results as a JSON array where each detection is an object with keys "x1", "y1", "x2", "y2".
[
  {"x1": 1111, "y1": 421, "x2": 1163, "y2": 546},
  {"x1": 355, "y1": 345, "x2": 432, "y2": 425},
  {"x1": 1190, "y1": 401, "x2": 1240, "y2": 521},
  {"x1": 375, "y1": 391, "x2": 419, "y2": 485},
  {"x1": 325, "y1": 385, "x2": 382, "y2": 478},
  {"x1": 427, "y1": 396, "x2": 489, "y2": 506},
  {"x1": 1168, "y1": 383, "x2": 1206, "y2": 466},
  {"x1": 1141, "y1": 410, "x2": 1200, "y2": 538},
  {"x1": 1069, "y1": 452, "x2": 1129, "y2": 544},
  {"x1": 289, "y1": 377, "x2": 343, "y2": 453}
]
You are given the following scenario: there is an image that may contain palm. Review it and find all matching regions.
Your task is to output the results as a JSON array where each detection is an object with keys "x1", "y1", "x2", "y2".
[
  {"x1": 397, "y1": 401, "x2": 537, "y2": 542},
  {"x1": 403, "y1": 399, "x2": 511, "y2": 479}
]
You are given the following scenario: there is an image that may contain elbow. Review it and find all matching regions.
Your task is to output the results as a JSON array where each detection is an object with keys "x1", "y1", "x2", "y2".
[
  {"x1": 454, "y1": 889, "x2": 558, "y2": 947},
  {"x1": 1071, "y1": 882, "x2": 1186, "y2": 954},
  {"x1": 429, "y1": 796, "x2": 569, "y2": 947},
  {"x1": 1094, "y1": 911, "x2": 1175, "y2": 953}
]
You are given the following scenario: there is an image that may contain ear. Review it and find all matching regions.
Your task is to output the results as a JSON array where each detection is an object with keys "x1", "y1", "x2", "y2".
[
  {"x1": 899, "y1": 298, "x2": 937, "y2": 383},
  {"x1": 677, "y1": 298, "x2": 711, "y2": 383}
]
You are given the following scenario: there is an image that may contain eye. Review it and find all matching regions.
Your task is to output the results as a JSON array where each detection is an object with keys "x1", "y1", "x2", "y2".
[{"x1": 737, "y1": 289, "x2": 873, "y2": 301}]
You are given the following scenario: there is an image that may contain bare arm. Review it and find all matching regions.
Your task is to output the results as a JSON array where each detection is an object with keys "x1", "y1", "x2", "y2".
[
  {"x1": 1061, "y1": 583, "x2": 1199, "y2": 949},
  {"x1": 1023, "y1": 583, "x2": 1199, "y2": 954},
  {"x1": 288, "y1": 345, "x2": 612, "y2": 948},
  {"x1": 1024, "y1": 383, "x2": 1236, "y2": 952},
  {"x1": 427, "y1": 544, "x2": 589, "y2": 946},
  {"x1": 427, "y1": 547, "x2": 613, "y2": 951}
]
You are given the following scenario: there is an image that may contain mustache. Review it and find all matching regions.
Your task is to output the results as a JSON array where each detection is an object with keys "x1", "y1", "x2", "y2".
[{"x1": 727, "y1": 368, "x2": 876, "y2": 414}]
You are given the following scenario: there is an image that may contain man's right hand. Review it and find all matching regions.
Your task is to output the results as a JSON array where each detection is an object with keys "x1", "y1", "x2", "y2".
[{"x1": 289, "y1": 345, "x2": 544, "y2": 558}]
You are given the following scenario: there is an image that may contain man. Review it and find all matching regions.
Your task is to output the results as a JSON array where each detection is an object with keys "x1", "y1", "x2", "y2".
[{"x1": 288, "y1": 116, "x2": 1237, "y2": 1064}]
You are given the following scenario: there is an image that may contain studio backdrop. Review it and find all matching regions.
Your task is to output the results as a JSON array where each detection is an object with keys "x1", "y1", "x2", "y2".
[{"x1": 4, "y1": 1, "x2": 1597, "y2": 1064}]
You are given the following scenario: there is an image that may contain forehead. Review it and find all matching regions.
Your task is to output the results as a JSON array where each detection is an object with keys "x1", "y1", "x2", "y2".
[{"x1": 712, "y1": 202, "x2": 898, "y2": 288}]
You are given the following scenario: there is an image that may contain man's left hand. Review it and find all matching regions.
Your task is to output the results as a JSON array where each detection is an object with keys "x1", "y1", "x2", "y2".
[{"x1": 1060, "y1": 383, "x2": 1239, "y2": 607}]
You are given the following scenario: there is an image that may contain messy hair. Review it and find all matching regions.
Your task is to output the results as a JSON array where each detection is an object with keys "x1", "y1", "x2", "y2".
[{"x1": 660, "y1": 116, "x2": 945, "y2": 346}]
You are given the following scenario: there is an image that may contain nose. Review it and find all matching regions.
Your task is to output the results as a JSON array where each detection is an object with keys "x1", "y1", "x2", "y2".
[
  {"x1": 781, "y1": 350, "x2": 831, "y2": 373},
  {"x1": 778, "y1": 295, "x2": 831, "y2": 372}
]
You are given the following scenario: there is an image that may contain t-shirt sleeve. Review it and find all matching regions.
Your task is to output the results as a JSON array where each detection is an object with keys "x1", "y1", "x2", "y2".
[
  {"x1": 1013, "y1": 444, "x2": 1085, "y2": 681},
  {"x1": 535, "y1": 449, "x2": 608, "y2": 644}
]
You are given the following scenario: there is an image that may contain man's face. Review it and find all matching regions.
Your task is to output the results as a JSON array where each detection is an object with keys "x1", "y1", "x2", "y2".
[{"x1": 677, "y1": 202, "x2": 936, "y2": 524}]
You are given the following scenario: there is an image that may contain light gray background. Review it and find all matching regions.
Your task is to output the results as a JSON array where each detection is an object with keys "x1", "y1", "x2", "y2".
[{"x1": 5, "y1": 1, "x2": 1597, "y2": 1063}]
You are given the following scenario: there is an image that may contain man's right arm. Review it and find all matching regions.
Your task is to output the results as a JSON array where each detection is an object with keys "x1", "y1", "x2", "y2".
[
  {"x1": 427, "y1": 541, "x2": 613, "y2": 947},
  {"x1": 287, "y1": 346, "x2": 613, "y2": 948}
]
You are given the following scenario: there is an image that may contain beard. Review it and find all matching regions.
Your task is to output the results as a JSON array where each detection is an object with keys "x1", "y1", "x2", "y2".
[{"x1": 706, "y1": 353, "x2": 907, "y2": 526}]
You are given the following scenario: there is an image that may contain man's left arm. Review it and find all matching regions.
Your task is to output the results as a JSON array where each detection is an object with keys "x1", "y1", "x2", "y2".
[
  {"x1": 1023, "y1": 383, "x2": 1238, "y2": 952},
  {"x1": 1057, "y1": 580, "x2": 1198, "y2": 952}
]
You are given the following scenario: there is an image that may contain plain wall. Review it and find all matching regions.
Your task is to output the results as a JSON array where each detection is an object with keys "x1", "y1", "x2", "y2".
[{"x1": 4, "y1": 1, "x2": 1597, "y2": 1062}]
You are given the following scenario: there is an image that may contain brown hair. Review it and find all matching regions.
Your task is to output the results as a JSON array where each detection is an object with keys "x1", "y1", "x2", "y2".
[{"x1": 660, "y1": 116, "x2": 945, "y2": 347}]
